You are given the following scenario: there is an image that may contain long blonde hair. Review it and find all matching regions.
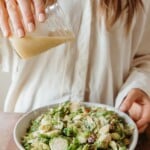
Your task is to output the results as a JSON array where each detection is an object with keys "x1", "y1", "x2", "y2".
[{"x1": 99, "y1": 0, "x2": 143, "y2": 32}]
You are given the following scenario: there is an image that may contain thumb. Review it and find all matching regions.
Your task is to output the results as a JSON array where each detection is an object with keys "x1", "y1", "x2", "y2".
[{"x1": 119, "y1": 90, "x2": 139, "y2": 112}]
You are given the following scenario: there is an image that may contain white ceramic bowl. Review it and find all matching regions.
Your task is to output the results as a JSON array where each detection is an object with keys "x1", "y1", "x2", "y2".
[{"x1": 14, "y1": 102, "x2": 138, "y2": 150}]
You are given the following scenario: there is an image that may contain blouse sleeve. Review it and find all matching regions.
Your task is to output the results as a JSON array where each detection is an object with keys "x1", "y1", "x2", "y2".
[
  {"x1": 0, "y1": 37, "x2": 19, "y2": 73},
  {"x1": 115, "y1": 2, "x2": 150, "y2": 108}
]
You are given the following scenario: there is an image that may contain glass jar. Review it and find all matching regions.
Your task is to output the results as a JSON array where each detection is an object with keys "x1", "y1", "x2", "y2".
[{"x1": 9, "y1": 1, "x2": 74, "y2": 59}]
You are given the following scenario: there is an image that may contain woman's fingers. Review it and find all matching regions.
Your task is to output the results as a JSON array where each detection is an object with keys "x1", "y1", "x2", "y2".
[
  {"x1": 32, "y1": 0, "x2": 46, "y2": 22},
  {"x1": 1, "y1": 0, "x2": 51, "y2": 37},
  {"x1": 0, "y1": 0, "x2": 10, "y2": 37},
  {"x1": 119, "y1": 89, "x2": 150, "y2": 133},
  {"x1": 120, "y1": 89, "x2": 141, "y2": 112},
  {"x1": 128, "y1": 102, "x2": 142, "y2": 121},
  {"x1": 17, "y1": 0, "x2": 35, "y2": 32},
  {"x1": 138, "y1": 123, "x2": 149, "y2": 133},
  {"x1": 5, "y1": 0, "x2": 24, "y2": 37},
  {"x1": 136, "y1": 104, "x2": 150, "y2": 128}
]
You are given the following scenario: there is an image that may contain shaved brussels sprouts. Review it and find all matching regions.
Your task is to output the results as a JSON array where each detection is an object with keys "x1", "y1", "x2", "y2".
[{"x1": 22, "y1": 101, "x2": 134, "y2": 150}]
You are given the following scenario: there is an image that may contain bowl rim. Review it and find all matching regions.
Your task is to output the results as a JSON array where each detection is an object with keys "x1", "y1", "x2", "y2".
[{"x1": 13, "y1": 101, "x2": 138, "y2": 150}]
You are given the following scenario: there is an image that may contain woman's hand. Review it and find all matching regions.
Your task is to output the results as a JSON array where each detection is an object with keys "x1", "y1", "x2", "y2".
[
  {"x1": 0, "y1": 0, "x2": 54, "y2": 37},
  {"x1": 120, "y1": 88, "x2": 150, "y2": 133}
]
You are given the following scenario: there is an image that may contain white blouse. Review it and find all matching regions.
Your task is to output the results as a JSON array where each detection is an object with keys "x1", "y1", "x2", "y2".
[{"x1": 1, "y1": 0, "x2": 150, "y2": 112}]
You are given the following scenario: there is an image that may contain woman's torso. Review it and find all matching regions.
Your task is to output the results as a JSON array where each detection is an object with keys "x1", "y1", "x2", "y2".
[{"x1": 3, "y1": 0, "x2": 149, "y2": 112}]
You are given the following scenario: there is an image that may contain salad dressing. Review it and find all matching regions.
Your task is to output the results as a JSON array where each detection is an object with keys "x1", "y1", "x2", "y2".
[{"x1": 9, "y1": 33, "x2": 74, "y2": 59}]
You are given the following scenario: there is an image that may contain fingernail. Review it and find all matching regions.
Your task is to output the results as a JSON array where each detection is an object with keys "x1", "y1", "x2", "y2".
[
  {"x1": 3, "y1": 30, "x2": 9, "y2": 37},
  {"x1": 38, "y1": 13, "x2": 46, "y2": 22},
  {"x1": 119, "y1": 105, "x2": 126, "y2": 112},
  {"x1": 28, "y1": 22, "x2": 35, "y2": 32},
  {"x1": 17, "y1": 29, "x2": 24, "y2": 38}
]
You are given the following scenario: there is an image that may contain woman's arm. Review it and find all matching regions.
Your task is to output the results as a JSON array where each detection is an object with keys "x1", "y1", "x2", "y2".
[{"x1": 116, "y1": 3, "x2": 150, "y2": 133}]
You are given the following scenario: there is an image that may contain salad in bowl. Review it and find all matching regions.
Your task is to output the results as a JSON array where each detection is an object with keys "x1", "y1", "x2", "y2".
[{"x1": 14, "y1": 101, "x2": 138, "y2": 150}]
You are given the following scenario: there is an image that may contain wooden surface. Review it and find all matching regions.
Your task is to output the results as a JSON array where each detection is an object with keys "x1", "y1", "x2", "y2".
[
  {"x1": 0, "y1": 112, "x2": 150, "y2": 150},
  {"x1": 0, "y1": 113, "x2": 22, "y2": 150}
]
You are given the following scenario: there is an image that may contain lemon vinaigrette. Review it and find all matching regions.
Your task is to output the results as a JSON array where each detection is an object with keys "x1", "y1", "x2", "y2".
[
  {"x1": 7, "y1": 1, "x2": 75, "y2": 59},
  {"x1": 9, "y1": 32, "x2": 74, "y2": 59}
]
